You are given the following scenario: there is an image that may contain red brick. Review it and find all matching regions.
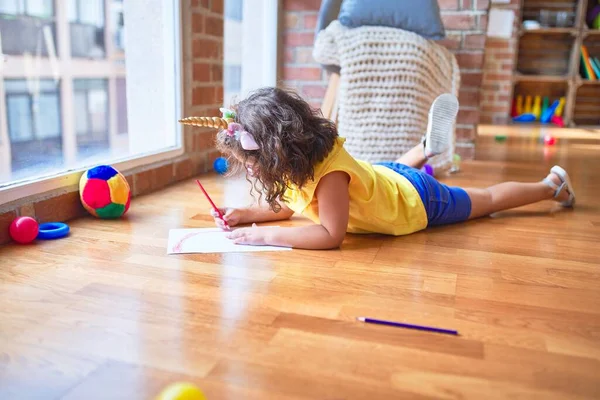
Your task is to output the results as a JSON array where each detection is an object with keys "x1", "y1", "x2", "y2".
[
  {"x1": 285, "y1": 13, "x2": 300, "y2": 29},
  {"x1": 457, "y1": 108, "x2": 480, "y2": 124},
  {"x1": 284, "y1": 0, "x2": 321, "y2": 11},
  {"x1": 135, "y1": 165, "x2": 174, "y2": 196},
  {"x1": 486, "y1": 39, "x2": 510, "y2": 49},
  {"x1": 456, "y1": 52, "x2": 484, "y2": 69},
  {"x1": 192, "y1": 87, "x2": 216, "y2": 106},
  {"x1": 174, "y1": 158, "x2": 195, "y2": 181},
  {"x1": 464, "y1": 34, "x2": 486, "y2": 49},
  {"x1": 295, "y1": 47, "x2": 315, "y2": 64},
  {"x1": 303, "y1": 14, "x2": 318, "y2": 30},
  {"x1": 211, "y1": 0, "x2": 224, "y2": 13},
  {"x1": 205, "y1": 16, "x2": 224, "y2": 37},
  {"x1": 301, "y1": 85, "x2": 327, "y2": 99},
  {"x1": 195, "y1": 131, "x2": 217, "y2": 151},
  {"x1": 439, "y1": 0, "x2": 459, "y2": 10},
  {"x1": 215, "y1": 86, "x2": 224, "y2": 103},
  {"x1": 283, "y1": 67, "x2": 321, "y2": 80},
  {"x1": 0, "y1": 210, "x2": 17, "y2": 244},
  {"x1": 475, "y1": 0, "x2": 490, "y2": 10},
  {"x1": 192, "y1": 13, "x2": 204, "y2": 33},
  {"x1": 211, "y1": 64, "x2": 223, "y2": 81},
  {"x1": 193, "y1": 39, "x2": 222, "y2": 59},
  {"x1": 486, "y1": 73, "x2": 512, "y2": 81},
  {"x1": 284, "y1": 32, "x2": 315, "y2": 47},
  {"x1": 442, "y1": 14, "x2": 476, "y2": 30},
  {"x1": 461, "y1": 72, "x2": 483, "y2": 86},
  {"x1": 438, "y1": 35, "x2": 462, "y2": 50},
  {"x1": 34, "y1": 192, "x2": 86, "y2": 223},
  {"x1": 193, "y1": 63, "x2": 211, "y2": 82},
  {"x1": 284, "y1": 48, "x2": 294, "y2": 63},
  {"x1": 458, "y1": 89, "x2": 480, "y2": 107},
  {"x1": 479, "y1": 14, "x2": 488, "y2": 30},
  {"x1": 493, "y1": 52, "x2": 515, "y2": 61}
]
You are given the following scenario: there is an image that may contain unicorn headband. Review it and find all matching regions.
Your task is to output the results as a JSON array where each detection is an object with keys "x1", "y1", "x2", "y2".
[{"x1": 178, "y1": 108, "x2": 260, "y2": 150}]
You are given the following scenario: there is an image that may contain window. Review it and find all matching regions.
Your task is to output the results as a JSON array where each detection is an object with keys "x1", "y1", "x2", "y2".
[
  {"x1": 69, "y1": 0, "x2": 105, "y2": 58},
  {"x1": 5, "y1": 79, "x2": 62, "y2": 178},
  {"x1": 0, "y1": 0, "x2": 181, "y2": 190},
  {"x1": 73, "y1": 79, "x2": 110, "y2": 158},
  {"x1": 223, "y1": 0, "x2": 278, "y2": 104},
  {"x1": 0, "y1": 0, "x2": 56, "y2": 56}
]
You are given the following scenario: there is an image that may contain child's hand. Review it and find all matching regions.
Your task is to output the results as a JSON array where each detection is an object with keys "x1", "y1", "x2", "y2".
[
  {"x1": 226, "y1": 224, "x2": 274, "y2": 246},
  {"x1": 210, "y1": 208, "x2": 243, "y2": 230}
]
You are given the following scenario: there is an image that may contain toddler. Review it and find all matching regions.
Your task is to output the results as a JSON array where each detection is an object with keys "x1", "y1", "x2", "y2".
[{"x1": 183, "y1": 88, "x2": 575, "y2": 250}]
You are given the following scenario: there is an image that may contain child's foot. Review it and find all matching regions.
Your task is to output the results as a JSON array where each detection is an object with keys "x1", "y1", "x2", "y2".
[
  {"x1": 423, "y1": 93, "x2": 460, "y2": 158},
  {"x1": 542, "y1": 166, "x2": 576, "y2": 207}
]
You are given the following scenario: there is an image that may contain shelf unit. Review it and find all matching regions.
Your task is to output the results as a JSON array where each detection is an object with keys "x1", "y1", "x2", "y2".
[{"x1": 512, "y1": 0, "x2": 600, "y2": 127}]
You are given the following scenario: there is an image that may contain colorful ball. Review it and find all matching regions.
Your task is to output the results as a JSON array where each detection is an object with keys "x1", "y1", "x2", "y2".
[
  {"x1": 9, "y1": 216, "x2": 39, "y2": 244},
  {"x1": 156, "y1": 383, "x2": 207, "y2": 400},
  {"x1": 79, "y1": 165, "x2": 131, "y2": 219},
  {"x1": 213, "y1": 157, "x2": 228, "y2": 175}
]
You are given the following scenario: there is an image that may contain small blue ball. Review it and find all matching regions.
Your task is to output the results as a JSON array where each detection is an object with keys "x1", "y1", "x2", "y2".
[
  {"x1": 213, "y1": 157, "x2": 228, "y2": 175},
  {"x1": 422, "y1": 164, "x2": 434, "y2": 176}
]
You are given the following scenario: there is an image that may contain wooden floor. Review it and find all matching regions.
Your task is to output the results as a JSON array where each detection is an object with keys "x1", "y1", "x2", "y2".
[{"x1": 2, "y1": 131, "x2": 600, "y2": 399}]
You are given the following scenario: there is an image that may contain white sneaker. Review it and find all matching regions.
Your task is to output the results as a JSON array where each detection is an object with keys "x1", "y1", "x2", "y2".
[{"x1": 424, "y1": 94, "x2": 459, "y2": 158}]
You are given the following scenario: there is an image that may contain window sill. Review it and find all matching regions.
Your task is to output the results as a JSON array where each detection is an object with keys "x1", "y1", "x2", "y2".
[{"x1": 0, "y1": 146, "x2": 185, "y2": 206}]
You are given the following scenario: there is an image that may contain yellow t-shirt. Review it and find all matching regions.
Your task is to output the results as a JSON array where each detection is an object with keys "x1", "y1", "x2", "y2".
[{"x1": 283, "y1": 137, "x2": 428, "y2": 235}]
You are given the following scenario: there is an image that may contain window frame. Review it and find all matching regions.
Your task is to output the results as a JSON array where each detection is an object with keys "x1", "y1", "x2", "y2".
[{"x1": 0, "y1": 0, "x2": 184, "y2": 204}]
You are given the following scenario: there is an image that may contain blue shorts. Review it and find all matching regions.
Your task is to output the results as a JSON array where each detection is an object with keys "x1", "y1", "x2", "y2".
[{"x1": 376, "y1": 162, "x2": 472, "y2": 227}]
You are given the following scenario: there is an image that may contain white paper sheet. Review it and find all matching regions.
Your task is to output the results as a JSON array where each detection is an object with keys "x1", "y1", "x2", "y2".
[{"x1": 167, "y1": 228, "x2": 291, "y2": 254}]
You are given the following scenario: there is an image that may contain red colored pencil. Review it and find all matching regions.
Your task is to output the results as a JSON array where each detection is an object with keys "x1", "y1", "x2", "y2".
[{"x1": 196, "y1": 180, "x2": 229, "y2": 229}]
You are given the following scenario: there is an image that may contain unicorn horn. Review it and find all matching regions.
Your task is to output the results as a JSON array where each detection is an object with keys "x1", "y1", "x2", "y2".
[{"x1": 178, "y1": 116, "x2": 229, "y2": 130}]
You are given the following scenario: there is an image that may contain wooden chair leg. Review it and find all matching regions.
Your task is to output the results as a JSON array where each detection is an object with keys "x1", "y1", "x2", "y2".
[{"x1": 320, "y1": 72, "x2": 340, "y2": 123}]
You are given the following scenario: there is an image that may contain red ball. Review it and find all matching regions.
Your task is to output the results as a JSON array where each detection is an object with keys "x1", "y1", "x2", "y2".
[
  {"x1": 544, "y1": 135, "x2": 556, "y2": 146},
  {"x1": 9, "y1": 217, "x2": 39, "y2": 244}
]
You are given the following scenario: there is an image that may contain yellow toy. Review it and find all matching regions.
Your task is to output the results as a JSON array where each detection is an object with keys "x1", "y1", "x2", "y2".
[
  {"x1": 532, "y1": 96, "x2": 541, "y2": 120},
  {"x1": 555, "y1": 97, "x2": 566, "y2": 117},
  {"x1": 156, "y1": 382, "x2": 207, "y2": 400},
  {"x1": 524, "y1": 95, "x2": 533, "y2": 113}
]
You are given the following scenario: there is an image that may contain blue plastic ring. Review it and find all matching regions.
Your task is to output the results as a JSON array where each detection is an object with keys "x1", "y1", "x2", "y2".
[{"x1": 37, "y1": 222, "x2": 70, "y2": 240}]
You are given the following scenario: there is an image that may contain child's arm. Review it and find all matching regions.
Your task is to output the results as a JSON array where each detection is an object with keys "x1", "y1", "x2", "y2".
[
  {"x1": 211, "y1": 202, "x2": 294, "y2": 229},
  {"x1": 226, "y1": 172, "x2": 350, "y2": 249}
]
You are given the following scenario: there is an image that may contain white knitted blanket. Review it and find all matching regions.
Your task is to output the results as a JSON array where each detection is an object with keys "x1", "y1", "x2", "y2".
[{"x1": 314, "y1": 21, "x2": 460, "y2": 171}]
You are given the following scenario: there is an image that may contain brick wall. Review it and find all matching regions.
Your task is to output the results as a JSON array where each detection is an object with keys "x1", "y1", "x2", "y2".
[
  {"x1": 0, "y1": 0, "x2": 223, "y2": 245},
  {"x1": 282, "y1": 0, "x2": 491, "y2": 159},
  {"x1": 480, "y1": 0, "x2": 520, "y2": 124}
]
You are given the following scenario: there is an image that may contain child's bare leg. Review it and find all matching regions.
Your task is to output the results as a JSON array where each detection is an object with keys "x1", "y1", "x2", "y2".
[
  {"x1": 395, "y1": 143, "x2": 428, "y2": 169},
  {"x1": 466, "y1": 172, "x2": 570, "y2": 219}
]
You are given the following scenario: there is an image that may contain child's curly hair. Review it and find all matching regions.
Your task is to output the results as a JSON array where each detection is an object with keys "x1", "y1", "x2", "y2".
[{"x1": 216, "y1": 87, "x2": 338, "y2": 212}]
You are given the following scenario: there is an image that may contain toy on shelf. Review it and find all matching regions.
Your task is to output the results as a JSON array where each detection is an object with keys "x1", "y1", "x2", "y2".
[
  {"x1": 512, "y1": 95, "x2": 565, "y2": 127},
  {"x1": 516, "y1": 95, "x2": 523, "y2": 115},
  {"x1": 532, "y1": 96, "x2": 541, "y2": 120},
  {"x1": 80, "y1": 165, "x2": 131, "y2": 219}
]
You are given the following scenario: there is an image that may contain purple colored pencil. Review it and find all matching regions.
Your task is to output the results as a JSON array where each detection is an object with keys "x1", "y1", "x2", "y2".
[{"x1": 357, "y1": 317, "x2": 458, "y2": 335}]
